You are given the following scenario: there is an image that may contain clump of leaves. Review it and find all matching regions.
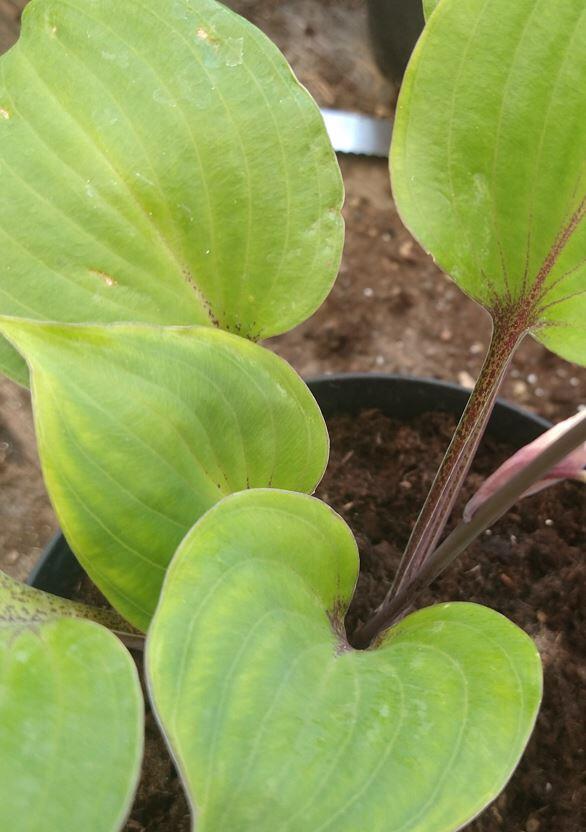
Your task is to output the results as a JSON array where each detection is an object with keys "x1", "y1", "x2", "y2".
[{"x1": 0, "y1": 1, "x2": 584, "y2": 831}]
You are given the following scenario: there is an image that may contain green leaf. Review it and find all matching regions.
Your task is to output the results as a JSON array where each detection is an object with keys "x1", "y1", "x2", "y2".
[
  {"x1": 0, "y1": 337, "x2": 29, "y2": 387},
  {"x1": 0, "y1": 569, "x2": 144, "y2": 648},
  {"x1": 423, "y1": 0, "x2": 440, "y2": 21},
  {"x1": 0, "y1": 0, "x2": 343, "y2": 385},
  {"x1": 147, "y1": 489, "x2": 542, "y2": 832},
  {"x1": 0, "y1": 318, "x2": 329, "y2": 630},
  {"x1": 0, "y1": 617, "x2": 143, "y2": 832},
  {"x1": 392, "y1": 0, "x2": 586, "y2": 365}
]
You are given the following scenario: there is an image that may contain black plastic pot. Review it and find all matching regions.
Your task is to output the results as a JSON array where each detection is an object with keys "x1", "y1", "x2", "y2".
[
  {"x1": 28, "y1": 373, "x2": 550, "y2": 596},
  {"x1": 366, "y1": 0, "x2": 426, "y2": 84}
]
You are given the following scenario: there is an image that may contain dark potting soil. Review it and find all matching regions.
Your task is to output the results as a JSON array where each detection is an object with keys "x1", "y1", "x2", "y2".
[{"x1": 76, "y1": 409, "x2": 584, "y2": 832}]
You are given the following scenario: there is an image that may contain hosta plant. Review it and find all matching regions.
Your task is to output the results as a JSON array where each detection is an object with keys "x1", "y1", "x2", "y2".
[{"x1": 0, "y1": 0, "x2": 584, "y2": 830}]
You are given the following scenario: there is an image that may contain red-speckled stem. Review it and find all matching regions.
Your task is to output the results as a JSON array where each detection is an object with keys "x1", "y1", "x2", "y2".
[
  {"x1": 391, "y1": 318, "x2": 525, "y2": 597},
  {"x1": 353, "y1": 310, "x2": 531, "y2": 651}
]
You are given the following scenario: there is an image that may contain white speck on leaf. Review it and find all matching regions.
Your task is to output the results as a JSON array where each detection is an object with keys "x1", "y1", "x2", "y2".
[
  {"x1": 14, "y1": 649, "x2": 29, "y2": 663},
  {"x1": 224, "y1": 37, "x2": 244, "y2": 67},
  {"x1": 196, "y1": 27, "x2": 209, "y2": 40},
  {"x1": 0, "y1": 108, "x2": 10, "y2": 120},
  {"x1": 153, "y1": 89, "x2": 177, "y2": 108},
  {"x1": 472, "y1": 172, "x2": 489, "y2": 201},
  {"x1": 101, "y1": 49, "x2": 130, "y2": 68},
  {"x1": 89, "y1": 269, "x2": 117, "y2": 288},
  {"x1": 134, "y1": 170, "x2": 156, "y2": 188},
  {"x1": 178, "y1": 203, "x2": 194, "y2": 223}
]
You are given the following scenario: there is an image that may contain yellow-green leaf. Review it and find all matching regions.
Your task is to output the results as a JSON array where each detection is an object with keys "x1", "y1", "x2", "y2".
[
  {"x1": 392, "y1": 0, "x2": 586, "y2": 364},
  {"x1": 0, "y1": 0, "x2": 343, "y2": 385},
  {"x1": 0, "y1": 618, "x2": 143, "y2": 832},
  {"x1": 147, "y1": 489, "x2": 543, "y2": 832},
  {"x1": 0, "y1": 318, "x2": 328, "y2": 630}
]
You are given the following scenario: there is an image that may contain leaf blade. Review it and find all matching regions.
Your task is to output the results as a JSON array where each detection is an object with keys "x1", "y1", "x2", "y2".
[
  {"x1": 147, "y1": 489, "x2": 542, "y2": 832},
  {"x1": 0, "y1": 319, "x2": 329, "y2": 629},
  {"x1": 0, "y1": 0, "x2": 343, "y2": 383},
  {"x1": 0, "y1": 618, "x2": 143, "y2": 832},
  {"x1": 391, "y1": 0, "x2": 586, "y2": 364}
]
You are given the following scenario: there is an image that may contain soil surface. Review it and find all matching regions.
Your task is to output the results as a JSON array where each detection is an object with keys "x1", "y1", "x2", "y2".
[
  {"x1": 75, "y1": 408, "x2": 585, "y2": 831},
  {"x1": 0, "y1": 0, "x2": 584, "y2": 580}
]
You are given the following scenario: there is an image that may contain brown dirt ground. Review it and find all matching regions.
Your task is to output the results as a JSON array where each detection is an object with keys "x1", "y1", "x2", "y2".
[{"x1": 0, "y1": 0, "x2": 584, "y2": 579}]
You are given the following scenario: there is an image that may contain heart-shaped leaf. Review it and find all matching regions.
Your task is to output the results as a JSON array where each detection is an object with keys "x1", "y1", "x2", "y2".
[
  {"x1": 0, "y1": 319, "x2": 328, "y2": 630},
  {"x1": 392, "y1": 0, "x2": 586, "y2": 365},
  {"x1": 0, "y1": 0, "x2": 343, "y2": 386},
  {"x1": 0, "y1": 617, "x2": 143, "y2": 832},
  {"x1": 147, "y1": 489, "x2": 542, "y2": 832}
]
